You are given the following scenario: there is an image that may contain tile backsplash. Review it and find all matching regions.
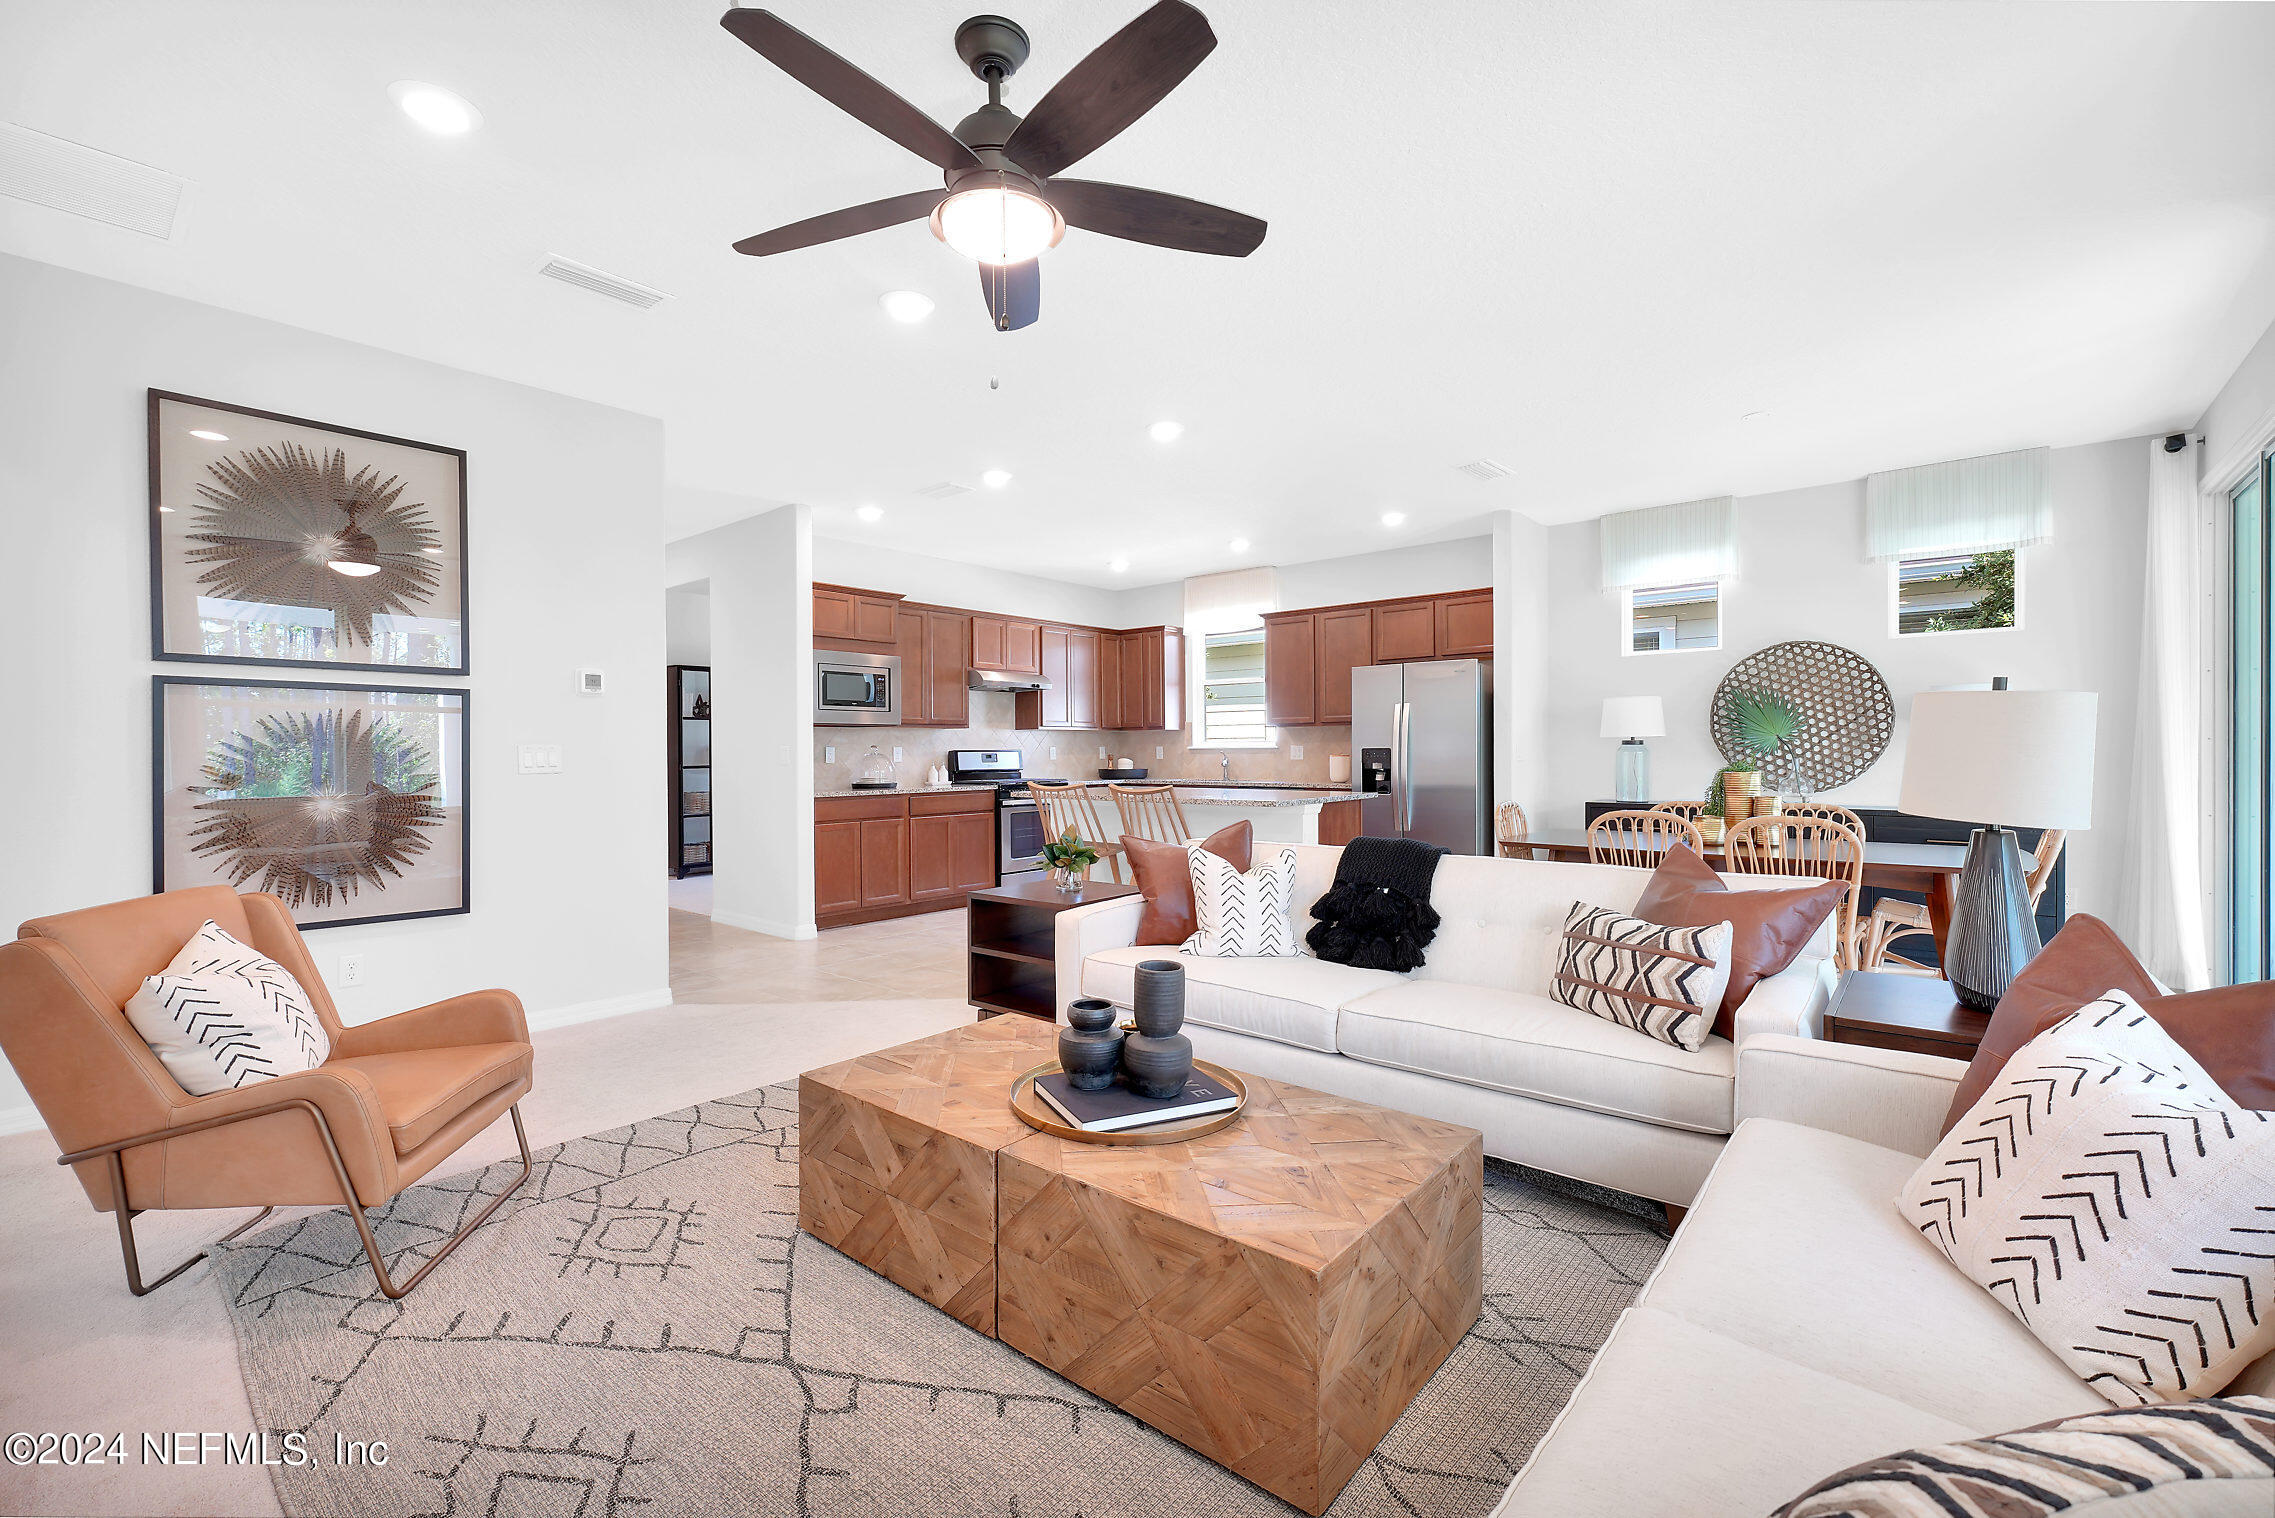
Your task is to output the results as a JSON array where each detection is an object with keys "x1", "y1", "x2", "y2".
[{"x1": 813, "y1": 691, "x2": 1353, "y2": 789}]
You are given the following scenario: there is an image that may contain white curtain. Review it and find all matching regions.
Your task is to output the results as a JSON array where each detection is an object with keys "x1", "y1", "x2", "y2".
[
  {"x1": 1864, "y1": 446, "x2": 2052, "y2": 560},
  {"x1": 1183, "y1": 567, "x2": 1279, "y2": 634},
  {"x1": 2115, "y1": 438, "x2": 2212, "y2": 988},
  {"x1": 1598, "y1": 497, "x2": 1736, "y2": 589}
]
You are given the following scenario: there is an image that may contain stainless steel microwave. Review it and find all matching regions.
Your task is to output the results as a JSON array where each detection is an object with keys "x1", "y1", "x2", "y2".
[{"x1": 813, "y1": 648, "x2": 900, "y2": 726}]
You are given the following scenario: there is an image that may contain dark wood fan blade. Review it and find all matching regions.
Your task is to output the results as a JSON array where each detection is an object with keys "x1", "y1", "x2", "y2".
[
  {"x1": 979, "y1": 259, "x2": 1040, "y2": 331},
  {"x1": 1048, "y1": 178, "x2": 1265, "y2": 257},
  {"x1": 720, "y1": 9, "x2": 980, "y2": 172},
  {"x1": 1002, "y1": 1, "x2": 1215, "y2": 179},
  {"x1": 733, "y1": 189, "x2": 946, "y2": 256}
]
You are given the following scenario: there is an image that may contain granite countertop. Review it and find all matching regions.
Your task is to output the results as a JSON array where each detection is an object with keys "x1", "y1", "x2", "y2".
[
  {"x1": 813, "y1": 783, "x2": 999, "y2": 799},
  {"x1": 1165, "y1": 786, "x2": 1353, "y2": 808}
]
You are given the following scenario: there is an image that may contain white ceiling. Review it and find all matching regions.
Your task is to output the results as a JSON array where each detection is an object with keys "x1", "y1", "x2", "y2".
[{"x1": 6, "y1": 1, "x2": 2275, "y2": 588}]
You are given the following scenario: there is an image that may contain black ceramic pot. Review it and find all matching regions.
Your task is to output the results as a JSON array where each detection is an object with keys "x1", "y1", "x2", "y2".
[
  {"x1": 1121, "y1": 1030, "x2": 1193, "y2": 1101},
  {"x1": 1130, "y1": 959, "x2": 1186, "y2": 1038},
  {"x1": 1057, "y1": 998, "x2": 1124, "y2": 1091}
]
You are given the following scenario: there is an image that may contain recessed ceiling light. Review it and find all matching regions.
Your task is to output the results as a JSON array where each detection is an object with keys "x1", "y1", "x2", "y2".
[
  {"x1": 388, "y1": 81, "x2": 482, "y2": 137},
  {"x1": 1108, "y1": 556, "x2": 1129, "y2": 573},
  {"x1": 187, "y1": 428, "x2": 228, "y2": 442},
  {"x1": 1741, "y1": 410, "x2": 1770, "y2": 422},
  {"x1": 855, "y1": 504, "x2": 883, "y2": 523},
  {"x1": 980, "y1": 468, "x2": 1012, "y2": 490},
  {"x1": 1148, "y1": 420, "x2": 1183, "y2": 444},
  {"x1": 1228, "y1": 537, "x2": 1250, "y2": 553},
  {"x1": 880, "y1": 290, "x2": 934, "y2": 323},
  {"x1": 1380, "y1": 511, "x2": 1408, "y2": 528}
]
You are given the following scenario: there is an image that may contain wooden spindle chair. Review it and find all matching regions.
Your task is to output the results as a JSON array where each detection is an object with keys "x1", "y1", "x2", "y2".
[
  {"x1": 1027, "y1": 782, "x2": 1129, "y2": 885},
  {"x1": 1726, "y1": 813, "x2": 1867, "y2": 970},
  {"x1": 1108, "y1": 783, "x2": 1191, "y2": 847},
  {"x1": 1588, "y1": 809, "x2": 1702, "y2": 868}
]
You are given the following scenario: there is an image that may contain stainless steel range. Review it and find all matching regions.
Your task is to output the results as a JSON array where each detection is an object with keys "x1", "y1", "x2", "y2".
[{"x1": 948, "y1": 749, "x2": 1051, "y2": 882}]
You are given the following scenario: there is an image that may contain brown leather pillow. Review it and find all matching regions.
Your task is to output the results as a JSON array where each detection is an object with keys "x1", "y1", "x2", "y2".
[
  {"x1": 1630, "y1": 843, "x2": 1845, "y2": 1039},
  {"x1": 1123, "y1": 822, "x2": 1252, "y2": 946},
  {"x1": 1940, "y1": 913, "x2": 2275, "y2": 1133}
]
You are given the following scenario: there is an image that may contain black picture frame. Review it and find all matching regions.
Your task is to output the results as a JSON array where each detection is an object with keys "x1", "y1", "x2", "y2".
[
  {"x1": 152, "y1": 675, "x2": 471, "y2": 931},
  {"x1": 147, "y1": 389, "x2": 470, "y2": 674}
]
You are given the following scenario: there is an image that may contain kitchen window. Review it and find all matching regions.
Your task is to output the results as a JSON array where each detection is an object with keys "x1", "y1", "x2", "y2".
[
  {"x1": 1625, "y1": 581, "x2": 1720, "y2": 654},
  {"x1": 1892, "y1": 549, "x2": 2020, "y2": 635},
  {"x1": 1197, "y1": 627, "x2": 1273, "y2": 747}
]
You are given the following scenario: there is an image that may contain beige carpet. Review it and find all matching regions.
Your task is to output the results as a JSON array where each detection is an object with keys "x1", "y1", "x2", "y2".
[{"x1": 215, "y1": 1082, "x2": 1666, "y2": 1517}]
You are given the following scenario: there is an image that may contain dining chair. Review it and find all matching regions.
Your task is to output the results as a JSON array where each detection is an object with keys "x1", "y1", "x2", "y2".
[
  {"x1": 1726, "y1": 813, "x2": 1868, "y2": 971},
  {"x1": 1779, "y1": 802, "x2": 1869, "y2": 842},
  {"x1": 1588, "y1": 809, "x2": 1702, "y2": 868},
  {"x1": 1108, "y1": 783, "x2": 1191, "y2": 846},
  {"x1": 1027, "y1": 782, "x2": 1129, "y2": 884},
  {"x1": 1650, "y1": 801, "x2": 1705, "y2": 823},
  {"x1": 1864, "y1": 828, "x2": 2066, "y2": 973},
  {"x1": 1496, "y1": 802, "x2": 1534, "y2": 860}
]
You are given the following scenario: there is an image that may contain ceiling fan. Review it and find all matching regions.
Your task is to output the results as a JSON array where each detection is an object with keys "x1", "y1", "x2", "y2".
[{"x1": 719, "y1": 2, "x2": 1267, "y2": 331}]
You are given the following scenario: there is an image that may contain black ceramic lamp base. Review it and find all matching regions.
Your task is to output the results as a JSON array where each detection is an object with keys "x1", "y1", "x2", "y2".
[{"x1": 1946, "y1": 824, "x2": 2043, "y2": 1010}]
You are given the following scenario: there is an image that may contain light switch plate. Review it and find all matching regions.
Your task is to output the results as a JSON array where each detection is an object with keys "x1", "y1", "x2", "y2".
[
  {"x1": 891, "y1": 746, "x2": 903, "y2": 761},
  {"x1": 576, "y1": 668, "x2": 605, "y2": 695},
  {"x1": 517, "y1": 744, "x2": 563, "y2": 774},
  {"x1": 1049, "y1": 746, "x2": 1058, "y2": 759},
  {"x1": 1292, "y1": 744, "x2": 1305, "y2": 760},
  {"x1": 824, "y1": 745, "x2": 836, "y2": 764},
  {"x1": 1155, "y1": 746, "x2": 1164, "y2": 759}
]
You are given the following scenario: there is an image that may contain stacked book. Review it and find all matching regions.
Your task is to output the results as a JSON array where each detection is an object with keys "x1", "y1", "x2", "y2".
[{"x1": 1033, "y1": 1070, "x2": 1240, "y2": 1133}]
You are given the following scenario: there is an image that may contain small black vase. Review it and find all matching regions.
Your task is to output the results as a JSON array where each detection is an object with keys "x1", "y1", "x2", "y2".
[
  {"x1": 1130, "y1": 959, "x2": 1186, "y2": 1038},
  {"x1": 1057, "y1": 998, "x2": 1124, "y2": 1091},
  {"x1": 1121, "y1": 1030, "x2": 1193, "y2": 1100}
]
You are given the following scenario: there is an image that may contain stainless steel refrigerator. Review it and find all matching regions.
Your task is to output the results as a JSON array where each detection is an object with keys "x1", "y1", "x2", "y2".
[{"x1": 1350, "y1": 659, "x2": 1493, "y2": 854}]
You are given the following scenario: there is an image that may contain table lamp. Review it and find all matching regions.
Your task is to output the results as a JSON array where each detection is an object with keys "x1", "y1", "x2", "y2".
[
  {"x1": 1600, "y1": 696, "x2": 1666, "y2": 803},
  {"x1": 1897, "y1": 679, "x2": 2096, "y2": 1008}
]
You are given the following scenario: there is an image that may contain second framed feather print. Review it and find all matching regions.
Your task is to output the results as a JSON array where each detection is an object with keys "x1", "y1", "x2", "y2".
[{"x1": 149, "y1": 390, "x2": 468, "y2": 672}]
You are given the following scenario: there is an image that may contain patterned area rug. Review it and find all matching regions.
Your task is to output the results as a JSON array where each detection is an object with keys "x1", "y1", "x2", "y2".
[{"x1": 215, "y1": 1082, "x2": 1665, "y2": 1517}]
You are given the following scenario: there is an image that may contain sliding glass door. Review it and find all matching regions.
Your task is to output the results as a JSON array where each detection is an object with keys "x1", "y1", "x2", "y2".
[{"x1": 2235, "y1": 453, "x2": 2273, "y2": 983}]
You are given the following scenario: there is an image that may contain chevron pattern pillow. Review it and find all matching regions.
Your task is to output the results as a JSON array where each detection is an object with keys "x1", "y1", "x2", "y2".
[
  {"x1": 1180, "y1": 843, "x2": 1302, "y2": 958},
  {"x1": 1901, "y1": 992, "x2": 2275, "y2": 1405},
  {"x1": 1550, "y1": 903, "x2": 1733, "y2": 1052},
  {"x1": 122, "y1": 919, "x2": 330, "y2": 1096}
]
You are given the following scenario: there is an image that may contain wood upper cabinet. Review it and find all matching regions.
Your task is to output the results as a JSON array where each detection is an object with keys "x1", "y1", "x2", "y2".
[
  {"x1": 1097, "y1": 633, "x2": 1125, "y2": 730},
  {"x1": 1264, "y1": 612, "x2": 1318, "y2": 728},
  {"x1": 894, "y1": 606, "x2": 930, "y2": 723},
  {"x1": 1436, "y1": 590, "x2": 1493, "y2": 657},
  {"x1": 1372, "y1": 598, "x2": 1438, "y2": 663},
  {"x1": 814, "y1": 583, "x2": 900, "y2": 646},
  {"x1": 925, "y1": 609, "x2": 969, "y2": 728},
  {"x1": 1036, "y1": 626, "x2": 1070, "y2": 726},
  {"x1": 1066, "y1": 630, "x2": 1100, "y2": 728},
  {"x1": 971, "y1": 615, "x2": 1041, "y2": 674},
  {"x1": 1316, "y1": 607, "x2": 1372, "y2": 724},
  {"x1": 1116, "y1": 627, "x2": 1181, "y2": 730},
  {"x1": 971, "y1": 615, "x2": 1006, "y2": 670}
]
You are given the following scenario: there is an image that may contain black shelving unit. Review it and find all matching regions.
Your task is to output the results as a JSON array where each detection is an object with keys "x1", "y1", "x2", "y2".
[{"x1": 669, "y1": 665, "x2": 712, "y2": 878}]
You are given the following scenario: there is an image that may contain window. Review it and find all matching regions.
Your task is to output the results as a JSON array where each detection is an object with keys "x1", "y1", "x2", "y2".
[
  {"x1": 1197, "y1": 627, "x2": 1273, "y2": 747},
  {"x1": 2232, "y1": 454, "x2": 2272, "y2": 984},
  {"x1": 1893, "y1": 550, "x2": 2019, "y2": 635},
  {"x1": 1625, "y1": 581, "x2": 1719, "y2": 654}
]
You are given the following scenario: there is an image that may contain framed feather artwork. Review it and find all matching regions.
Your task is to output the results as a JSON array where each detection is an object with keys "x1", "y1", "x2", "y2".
[
  {"x1": 147, "y1": 391, "x2": 467, "y2": 672},
  {"x1": 152, "y1": 676, "x2": 469, "y2": 929}
]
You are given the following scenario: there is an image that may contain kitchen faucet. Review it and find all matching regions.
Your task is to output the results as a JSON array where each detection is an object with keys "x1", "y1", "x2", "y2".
[{"x1": 1220, "y1": 753, "x2": 1231, "y2": 783}]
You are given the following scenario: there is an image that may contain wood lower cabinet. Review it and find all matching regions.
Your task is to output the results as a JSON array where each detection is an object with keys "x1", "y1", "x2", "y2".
[{"x1": 817, "y1": 790, "x2": 996, "y2": 928}]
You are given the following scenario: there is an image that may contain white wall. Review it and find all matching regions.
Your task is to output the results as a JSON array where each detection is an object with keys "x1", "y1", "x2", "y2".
[
  {"x1": 1493, "y1": 511, "x2": 1549, "y2": 822},
  {"x1": 811, "y1": 535, "x2": 1125, "y2": 628},
  {"x1": 1523, "y1": 437, "x2": 2148, "y2": 918},
  {"x1": 2198, "y1": 313, "x2": 2275, "y2": 482},
  {"x1": 665, "y1": 583, "x2": 711, "y2": 665},
  {"x1": 667, "y1": 506, "x2": 814, "y2": 938},
  {"x1": 0, "y1": 254, "x2": 670, "y2": 1131},
  {"x1": 1111, "y1": 534, "x2": 1497, "y2": 627}
]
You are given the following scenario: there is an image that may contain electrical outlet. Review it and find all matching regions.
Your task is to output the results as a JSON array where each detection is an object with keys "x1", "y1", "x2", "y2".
[
  {"x1": 1292, "y1": 744, "x2": 1305, "y2": 760},
  {"x1": 1155, "y1": 746, "x2": 1164, "y2": 759},
  {"x1": 824, "y1": 745, "x2": 836, "y2": 764},
  {"x1": 891, "y1": 746, "x2": 903, "y2": 761},
  {"x1": 1049, "y1": 746, "x2": 1058, "y2": 759},
  {"x1": 338, "y1": 954, "x2": 366, "y2": 988},
  {"x1": 516, "y1": 744, "x2": 563, "y2": 774},
  {"x1": 1098, "y1": 746, "x2": 1107, "y2": 759}
]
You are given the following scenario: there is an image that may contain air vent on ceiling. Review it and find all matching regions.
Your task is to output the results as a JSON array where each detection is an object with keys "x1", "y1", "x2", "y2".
[
  {"x1": 915, "y1": 481, "x2": 974, "y2": 500},
  {"x1": 537, "y1": 255, "x2": 668, "y2": 310},
  {"x1": 0, "y1": 122, "x2": 184, "y2": 239},
  {"x1": 1455, "y1": 458, "x2": 1511, "y2": 482}
]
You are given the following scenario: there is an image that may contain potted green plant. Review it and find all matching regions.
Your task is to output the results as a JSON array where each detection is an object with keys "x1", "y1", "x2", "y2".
[
  {"x1": 1039, "y1": 827, "x2": 1099, "y2": 893},
  {"x1": 1718, "y1": 688, "x2": 1802, "y2": 808}
]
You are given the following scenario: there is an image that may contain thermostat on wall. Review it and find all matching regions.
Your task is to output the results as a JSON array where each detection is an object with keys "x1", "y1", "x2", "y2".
[{"x1": 577, "y1": 668, "x2": 606, "y2": 695}]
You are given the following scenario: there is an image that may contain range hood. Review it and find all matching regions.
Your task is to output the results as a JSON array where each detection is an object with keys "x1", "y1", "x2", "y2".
[{"x1": 968, "y1": 668, "x2": 1050, "y2": 693}]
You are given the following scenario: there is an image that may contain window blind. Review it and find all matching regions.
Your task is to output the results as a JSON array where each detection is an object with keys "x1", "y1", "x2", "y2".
[
  {"x1": 1598, "y1": 496, "x2": 1737, "y2": 589},
  {"x1": 1864, "y1": 446, "x2": 2051, "y2": 561}
]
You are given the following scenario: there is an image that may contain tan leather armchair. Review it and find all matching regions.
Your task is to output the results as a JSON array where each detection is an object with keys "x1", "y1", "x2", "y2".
[{"x1": 0, "y1": 885, "x2": 534, "y2": 1298}]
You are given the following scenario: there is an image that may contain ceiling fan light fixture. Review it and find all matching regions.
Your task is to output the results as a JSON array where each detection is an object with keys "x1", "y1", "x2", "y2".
[{"x1": 932, "y1": 185, "x2": 1062, "y2": 265}]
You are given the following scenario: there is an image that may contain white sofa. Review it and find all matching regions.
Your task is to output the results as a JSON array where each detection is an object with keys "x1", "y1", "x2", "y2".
[
  {"x1": 1054, "y1": 844, "x2": 1840, "y2": 1206},
  {"x1": 1494, "y1": 1037, "x2": 2275, "y2": 1516}
]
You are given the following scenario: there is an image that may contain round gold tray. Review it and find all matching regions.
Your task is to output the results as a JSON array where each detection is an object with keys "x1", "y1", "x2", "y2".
[{"x1": 1008, "y1": 1059, "x2": 1249, "y2": 1146}]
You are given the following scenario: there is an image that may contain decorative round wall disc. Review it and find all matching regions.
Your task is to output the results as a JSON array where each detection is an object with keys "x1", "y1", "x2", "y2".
[{"x1": 1709, "y1": 640, "x2": 1894, "y2": 789}]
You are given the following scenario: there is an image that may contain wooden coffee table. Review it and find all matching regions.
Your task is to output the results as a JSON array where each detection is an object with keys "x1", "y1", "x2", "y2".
[{"x1": 799, "y1": 1022, "x2": 1484, "y2": 1516}]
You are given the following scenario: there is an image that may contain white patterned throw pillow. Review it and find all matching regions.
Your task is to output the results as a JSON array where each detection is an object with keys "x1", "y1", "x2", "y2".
[
  {"x1": 1900, "y1": 992, "x2": 2275, "y2": 1406},
  {"x1": 1550, "y1": 903, "x2": 1733, "y2": 1052},
  {"x1": 123, "y1": 920, "x2": 330, "y2": 1096},
  {"x1": 1180, "y1": 843, "x2": 1301, "y2": 958}
]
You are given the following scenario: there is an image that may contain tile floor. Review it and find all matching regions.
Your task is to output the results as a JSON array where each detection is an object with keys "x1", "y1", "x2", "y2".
[{"x1": 670, "y1": 902, "x2": 969, "y2": 1003}]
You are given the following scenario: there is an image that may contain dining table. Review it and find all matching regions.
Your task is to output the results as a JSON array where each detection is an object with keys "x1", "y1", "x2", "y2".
[{"x1": 1507, "y1": 826, "x2": 1972, "y2": 964}]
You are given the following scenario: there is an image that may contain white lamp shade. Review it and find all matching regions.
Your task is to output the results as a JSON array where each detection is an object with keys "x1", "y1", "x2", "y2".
[
  {"x1": 1898, "y1": 689, "x2": 2097, "y2": 829},
  {"x1": 1600, "y1": 696, "x2": 1666, "y2": 739}
]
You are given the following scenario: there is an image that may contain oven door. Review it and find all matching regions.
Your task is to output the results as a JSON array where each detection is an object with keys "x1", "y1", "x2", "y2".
[
  {"x1": 813, "y1": 651, "x2": 900, "y2": 726},
  {"x1": 998, "y1": 798, "x2": 1047, "y2": 878}
]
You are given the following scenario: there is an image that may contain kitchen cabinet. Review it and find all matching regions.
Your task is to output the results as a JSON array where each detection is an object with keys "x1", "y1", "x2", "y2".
[
  {"x1": 814, "y1": 820, "x2": 863, "y2": 918},
  {"x1": 895, "y1": 605, "x2": 971, "y2": 727},
  {"x1": 1264, "y1": 614, "x2": 1317, "y2": 727},
  {"x1": 814, "y1": 583, "x2": 900, "y2": 647},
  {"x1": 909, "y1": 792, "x2": 996, "y2": 904},
  {"x1": 1316, "y1": 607, "x2": 1372, "y2": 724},
  {"x1": 1066, "y1": 629, "x2": 1100, "y2": 728},
  {"x1": 1118, "y1": 626, "x2": 1183, "y2": 731},
  {"x1": 973, "y1": 615, "x2": 1040, "y2": 674},
  {"x1": 1018, "y1": 623, "x2": 1181, "y2": 732},
  {"x1": 1097, "y1": 633, "x2": 1125, "y2": 730},
  {"x1": 859, "y1": 815, "x2": 908, "y2": 907},
  {"x1": 1371, "y1": 598, "x2": 1438, "y2": 662},
  {"x1": 817, "y1": 790, "x2": 995, "y2": 928},
  {"x1": 1436, "y1": 590, "x2": 1493, "y2": 657},
  {"x1": 1264, "y1": 589, "x2": 1491, "y2": 728},
  {"x1": 1032, "y1": 625, "x2": 1071, "y2": 727}
]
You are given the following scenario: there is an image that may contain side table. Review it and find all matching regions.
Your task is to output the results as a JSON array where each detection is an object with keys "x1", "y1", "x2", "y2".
[
  {"x1": 1824, "y1": 970, "x2": 1990, "y2": 1060},
  {"x1": 966, "y1": 878, "x2": 1139, "y2": 1021}
]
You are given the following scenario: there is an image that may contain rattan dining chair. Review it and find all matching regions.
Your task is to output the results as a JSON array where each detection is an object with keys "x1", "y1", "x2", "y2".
[
  {"x1": 1108, "y1": 783, "x2": 1191, "y2": 846},
  {"x1": 1496, "y1": 802, "x2": 1534, "y2": 860},
  {"x1": 1650, "y1": 801, "x2": 1705, "y2": 824},
  {"x1": 1726, "y1": 813, "x2": 1868, "y2": 971},
  {"x1": 1864, "y1": 828, "x2": 2066, "y2": 973},
  {"x1": 1027, "y1": 782, "x2": 1129, "y2": 885},
  {"x1": 1588, "y1": 809, "x2": 1703, "y2": 868}
]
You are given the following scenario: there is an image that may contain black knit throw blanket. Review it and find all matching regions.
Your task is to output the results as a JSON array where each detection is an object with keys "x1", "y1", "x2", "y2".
[{"x1": 1306, "y1": 836, "x2": 1447, "y2": 972}]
